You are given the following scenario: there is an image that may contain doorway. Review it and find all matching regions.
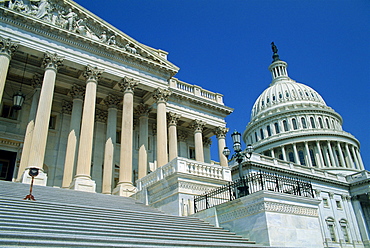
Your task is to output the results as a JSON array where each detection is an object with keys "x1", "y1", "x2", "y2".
[{"x1": 0, "y1": 150, "x2": 17, "y2": 181}]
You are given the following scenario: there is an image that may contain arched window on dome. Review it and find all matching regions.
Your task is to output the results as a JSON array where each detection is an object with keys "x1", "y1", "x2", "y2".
[
  {"x1": 310, "y1": 117, "x2": 316, "y2": 128},
  {"x1": 262, "y1": 100, "x2": 264, "y2": 106},
  {"x1": 267, "y1": 97, "x2": 270, "y2": 103},
  {"x1": 279, "y1": 92, "x2": 282, "y2": 99},
  {"x1": 326, "y1": 118, "x2": 330, "y2": 129},
  {"x1": 285, "y1": 91, "x2": 289, "y2": 97},
  {"x1": 309, "y1": 149, "x2": 317, "y2": 166},
  {"x1": 260, "y1": 129, "x2": 264, "y2": 139},
  {"x1": 274, "y1": 123, "x2": 280, "y2": 134},
  {"x1": 298, "y1": 150, "x2": 306, "y2": 165},
  {"x1": 318, "y1": 117, "x2": 323, "y2": 128},
  {"x1": 288, "y1": 152, "x2": 295, "y2": 163},
  {"x1": 278, "y1": 153, "x2": 283, "y2": 160},
  {"x1": 301, "y1": 117, "x2": 307, "y2": 129},
  {"x1": 255, "y1": 132, "x2": 258, "y2": 142},
  {"x1": 292, "y1": 118, "x2": 298, "y2": 130},
  {"x1": 267, "y1": 125, "x2": 272, "y2": 136},
  {"x1": 283, "y1": 120, "x2": 289, "y2": 131},
  {"x1": 272, "y1": 95, "x2": 276, "y2": 101},
  {"x1": 299, "y1": 90, "x2": 303, "y2": 96},
  {"x1": 332, "y1": 120, "x2": 335, "y2": 130}
]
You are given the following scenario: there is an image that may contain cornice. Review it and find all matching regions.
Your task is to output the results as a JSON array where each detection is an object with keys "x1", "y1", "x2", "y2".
[{"x1": 0, "y1": 6, "x2": 178, "y2": 79}]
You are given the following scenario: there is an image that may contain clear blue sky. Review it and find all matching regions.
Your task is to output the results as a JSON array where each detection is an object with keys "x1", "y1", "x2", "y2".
[{"x1": 74, "y1": 0, "x2": 369, "y2": 170}]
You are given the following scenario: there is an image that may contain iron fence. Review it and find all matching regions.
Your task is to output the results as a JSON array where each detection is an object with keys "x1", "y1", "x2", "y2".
[{"x1": 194, "y1": 171, "x2": 314, "y2": 213}]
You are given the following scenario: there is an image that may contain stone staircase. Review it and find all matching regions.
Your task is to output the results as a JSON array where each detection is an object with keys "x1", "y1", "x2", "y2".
[{"x1": 0, "y1": 181, "x2": 261, "y2": 247}]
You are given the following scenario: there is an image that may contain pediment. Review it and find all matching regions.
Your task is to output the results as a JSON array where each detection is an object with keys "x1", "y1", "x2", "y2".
[{"x1": 0, "y1": 0, "x2": 179, "y2": 77}]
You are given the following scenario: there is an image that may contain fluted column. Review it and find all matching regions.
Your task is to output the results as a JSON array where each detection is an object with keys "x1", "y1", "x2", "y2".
[
  {"x1": 351, "y1": 146, "x2": 360, "y2": 169},
  {"x1": 153, "y1": 88, "x2": 171, "y2": 167},
  {"x1": 102, "y1": 94, "x2": 120, "y2": 194},
  {"x1": 0, "y1": 36, "x2": 18, "y2": 103},
  {"x1": 92, "y1": 109, "x2": 107, "y2": 192},
  {"x1": 270, "y1": 149, "x2": 275, "y2": 158},
  {"x1": 113, "y1": 77, "x2": 138, "y2": 196},
  {"x1": 344, "y1": 144, "x2": 354, "y2": 169},
  {"x1": 191, "y1": 120, "x2": 206, "y2": 162},
  {"x1": 168, "y1": 112, "x2": 181, "y2": 162},
  {"x1": 336, "y1": 142, "x2": 346, "y2": 167},
  {"x1": 62, "y1": 84, "x2": 84, "y2": 188},
  {"x1": 72, "y1": 65, "x2": 103, "y2": 192},
  {"x1": 25, "y1": 52, "x2": 63, "y2": 185},
  {"x1": 316, "y1": 141, "x2": 324, "y2": 168},
  {"x1": 135, "y1": 103, "x2": 151, "y2": 180},
  {"x1": 17, "y1": 74, "x2": 42, "y2": 181},
  {"x1": 304, "y1": 142, "x2": 312, "y2": 166},
  {"x1": 214, "y1": 126, "x2": 229, "y2": 167},
  {"x1": 293, "y1": 143, "x2": 300, "y2": 165},
  {"x1": 355, "y1": 148, "x2": 365, "y2": 170},
  {"x1": 281, "y1": 146, "x2": 287, "y2": 161},
  {"x1": 327, "y1": 141, "x2": 336, "y2": 167}
]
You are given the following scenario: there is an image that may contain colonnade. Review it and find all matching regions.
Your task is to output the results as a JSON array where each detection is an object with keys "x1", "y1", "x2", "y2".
[
  {"x1": 267, "y1": 141, "x2": 364, "y2": 170},
  {"x1": 0, "y1": 38, "x2": 229, "y2": 194}
]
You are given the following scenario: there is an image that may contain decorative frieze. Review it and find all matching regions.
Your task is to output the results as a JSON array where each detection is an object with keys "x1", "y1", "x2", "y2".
[
  {"x1": 84, "y1": 65, "x2": 103, "y2": 82},
  {"x1": 61, "y1": 100, "x2": 72, "y2": 115},
  {"x1": 104, "y1": 94, "x2": 121, "y2": 108},
  {"x1": 167, "y1": 112, "x2": 181, "y2": 126},
  {"x1": 118, "y1": 77, "x2": 139, "y2": 93},
  {"x1": 0, "y1": 36, "x2": 18, "y2": 57},
  {"x1": 70, "y1": 84, "x2": 85, "y2": 99},
  {"x1": 153, "y1": 88, "x2": 171, "y2": 103},
  {"x1": 214, "y1": 126, "x2": 229, "y2": 139},
  {"x1": 42, "y1": 51, "x2": 64, "y2": 70}
]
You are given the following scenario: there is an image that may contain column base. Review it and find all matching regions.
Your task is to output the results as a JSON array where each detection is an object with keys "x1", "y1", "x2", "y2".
[
  {"x1": 21, "y1": 168, "x2": 47, "y2": 186},
  {"x1": 70, "y1": 176, "x2": 96, "y2": 193},
  {"x1": 112, "y1": 182, "x2": 137, "y2": 197}
]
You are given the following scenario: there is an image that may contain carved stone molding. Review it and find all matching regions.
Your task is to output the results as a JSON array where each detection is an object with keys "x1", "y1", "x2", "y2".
[
  {"x1": 314, "y1": 189, "x2": 321, "y2": 197},
  {"x1": 135, "y1": 103, "x2": 151, "y2": 117},
  {"x1": 31, "y1": 73, "x2": 42, "y2": 89},
  {"x1": 178, "y1": 130, "x2": 188, "y2": 142},
  {"x1": 214, "y1": 126, "x2": 229, "y2": 139},
  {"x1": 118, "y1": 76, "x2": 139, "y2": 93},
  {"x1": 61, "y1": 100, "x2": 72, "y2": 115},
  {"x1": 70, "y1": 84, "x2": 85, "y2": 99},
  {"x1": 328, "y1": 192, "x2": 334, "y2": 199},
  {"x1": 203, "y1": 137, "x2": 212, "y2": 147},
  {"x1": 95, "y1": 109, "x2": 107, "y2": 123},
  {"x1": 191, "y1": 119, "x2": 206, "y2": 133},
  {"x1": 104, "y1": 94, "x2": 121, "y2": 108},
  {"x1": 167, "y1": 112, "x2": 181, "y2": 126},
  {"x1": 0, "y1": 36, "x2": 18, "y2": 57},
  {"x1": 341, "y1": 194, "x2": 350, "y2": 201},
  {"x1": 42, "y1": 51, "x2": 64, "y2": 70},
  {"x1": 84, "y1": 64, "x2": 103, "y2": 82},
  {"x1": 153, "y1": 88, "x2": 171, "y2": 103}
]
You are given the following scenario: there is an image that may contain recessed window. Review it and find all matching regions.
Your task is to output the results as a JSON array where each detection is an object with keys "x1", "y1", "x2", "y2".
[
  {"x1": 310, "y1": 149, "x2": 317, "y2": 166},
  {"x1": 267, "y1": 125, "x2": 272, "y2": 136},
  {"x1": 286, "y1": 91, "x2": 289, "y2": 97},
  {"x1": 310, "y1": 117, "x2": 316, "y2": 128},
  {"x1": 298, "y1": 150, "x2": 306, "y2": 165},
  {"x1": 255, "y1": 132, "x2": 258, "y2": 142},
  {"x1": 267, "y1": 97, "x2": 270, "y2": 103},
  {"x1": 301, "y1": 117, "x2": 307, "y2": 129},
  {"x1": 323, "y1": 198, "x2": 330, "y2": 207},
  {"x1": 49, "y1": 115, "x2": 57, "y2": 129},
  {"x1": 340, "y1": 219, "x2": 350, "y2": 243},
  {"x1": 272, "y1": 95, "x2": 276, "y2": 101},
  {"x1": 326, "y1": 118, "x2": 330, "y2": 129},
  {"x1": 292, "y1": 118, "x2": 298, "y2": 130},
  {"x1": 288, "y1": 152, "x2": 295, "y2": 163},
  {"x1": 260, "y1": 129, "x2": 264, "y2": 139},
  {"x1": 318, "y1": 117, "x2": 323, "y2": 128},
  {"x1": 274, "y1": 123, "x2": 280, "y2": 134},
  {"x1": 326, "y1": 217, "x2": 336, "y2": 242},
  {"x1": 283, "y1": 120, "x2": 289, "y2": 131},
  {"x1": 116, "y1": 131, "x2": 121, "y2": 144},
  {"x1": 189, "y1": 147, "x2": 195, "y2": 160},
  {"x1": 336, "y1": 200, "x2": 342, "y2": 209},
  {"x1": 1, "y1": 103, "x2": 18, "y2": 120}
]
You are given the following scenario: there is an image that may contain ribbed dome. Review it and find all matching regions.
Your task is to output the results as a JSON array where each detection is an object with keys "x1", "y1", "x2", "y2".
[
  {"x1": 251, "y1": 78, "x2": 326, "y2": 118},
  {"x1": 251, "y1": 59, "x2": 326, "y2": 119}
]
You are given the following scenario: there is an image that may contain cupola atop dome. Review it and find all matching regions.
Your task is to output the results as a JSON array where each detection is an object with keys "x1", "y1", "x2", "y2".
[{"x1": 268, "y1": 42, "x2": 289, "y2": 85}]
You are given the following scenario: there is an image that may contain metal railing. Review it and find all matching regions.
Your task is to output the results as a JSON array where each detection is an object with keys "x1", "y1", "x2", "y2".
[{"x1": 194, "y1": 172, "x2": 314, "y2": 213}]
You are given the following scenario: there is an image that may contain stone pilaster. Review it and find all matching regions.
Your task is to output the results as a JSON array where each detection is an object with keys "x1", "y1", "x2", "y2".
[
  {"x1": 214, "y1": 126, "x2": 229, "y2": 167},
  {"x1": 113, "y1": 77, "x2": 139, "y2": 197},
  {"x1": 24, "y1": 52, "x2": 63, "y2": 186},
  {"x1": 102, "y1": 94, "x2": 120, "y2": 194},
  {"x1": 72, "y1": 65, "x2": 103, "y2": 192},
  {"x1": 135, "y1": 103, "x2": 151, "y2": 180},
  {"x1": 62, "y1": 84, "x2": 84, "y2": 188},
  {"x1": 153, "y1": 88, "x2": 171, "y2": 167},
  {"x1": 17, "y1": 74, "x2": 42, "y2": 181},
  {"x1": 191, "y1": 120, "x2": 206, "y2": 162},
  {"x1": 0, "y1": 36, "x2": 18, "y2": 103},
  {"x1": 168, "y1": 112, "x2": 181, "y2": 162}
]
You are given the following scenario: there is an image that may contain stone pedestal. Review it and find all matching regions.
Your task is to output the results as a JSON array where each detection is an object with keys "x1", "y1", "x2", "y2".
[
  {"x1": 113, "y1": 182, "x2": 137, "y2": 197},
  {"x1": 69, "y1": 176, "x2": 96, "y2": 193},
  {"x1": 21, "y1": 168, "x2": 47, "y2": 186}
]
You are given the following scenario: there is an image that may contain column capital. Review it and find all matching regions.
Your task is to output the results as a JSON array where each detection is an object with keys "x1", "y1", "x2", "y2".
[
  {"x1": 119, "y1": 76, "x2": 139, "y2": 93},
  {"x1": 135, "y1": 103, "x2": 151, "y2": 116},
  {"x1": 84, "y1": 65, "x2": 104, "y2": 82},
  {"x1": 104, "y1": 94, "x2": 121, "y2": 109},
  {"x1": 153, "y1": 88, "x2": 171, "y2": 103},
  {"x1": 61, "y1": 100, "x2": 73, "y2": 115},
  {"x1": 95, "y1": 109, "x2": 107, "y2": 123},
  {"x1": 178, "y1": 130, "x2": 188, "y2": 142},
  {"x1": 214, "y1": 126, "x2": 229, "y2": 139},
  {"x1": 167, "y1": 112, "x2": 181, "y2": 126},
  {"x1": 203, "y1": 137, "x2": 212, "y2": 147},
  {"x1": 70, "y1": 84, "x2": 85, "y2": 99},
  {"x1": 31, "y1": 73, "x2": 43, "y2": 89},
  {"x1": 191, "y1": 119, "x2": 206, "y2": 133},
  {"x1": 0, "y1": 36, "x2": 19, "y2": 58},
  {"x1": 43, "y1": 51, "x2": 64, "y2": 70}
]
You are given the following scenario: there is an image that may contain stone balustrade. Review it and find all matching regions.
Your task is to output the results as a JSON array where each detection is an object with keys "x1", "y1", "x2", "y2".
[
  {"x1": 136, "y1": 157, "x2": 231, "y2": 190},
  {"x1": 169, "y1": 78, "x2": 224, "y2": 104}
]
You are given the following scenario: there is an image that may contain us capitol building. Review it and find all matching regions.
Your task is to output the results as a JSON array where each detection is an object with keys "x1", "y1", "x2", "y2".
[{"x1": 0, "y1": 0, "x2": 368, "y2": 247}]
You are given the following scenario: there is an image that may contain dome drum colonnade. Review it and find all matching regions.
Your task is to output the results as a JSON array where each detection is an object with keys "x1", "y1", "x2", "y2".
[
  {"x1": 243, "y1": 44, "x2": 364, "y2": 173},
  {"x1": 0, "y1": 34, "x2": 230, "y2": 194}
]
